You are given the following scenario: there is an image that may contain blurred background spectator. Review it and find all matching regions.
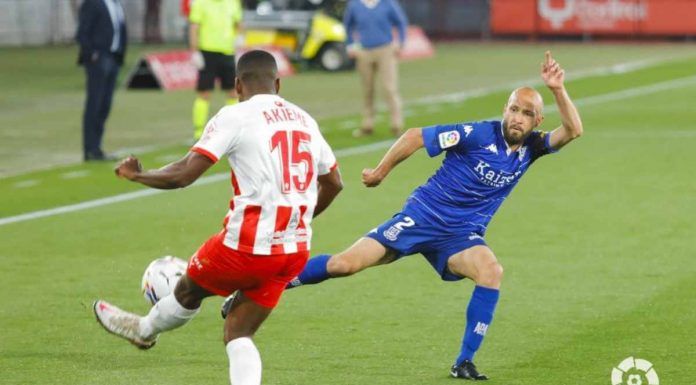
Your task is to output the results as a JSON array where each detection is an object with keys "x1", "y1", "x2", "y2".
[
  {"x1": 188, "y1": 0, "x2": 243, "y2": 140},
  {"x1": 76, "y1": 0, "x2": 127, "y2": 161},
  {"x1": 344, "y1": 0, "x2": 407, "y2": 137}
]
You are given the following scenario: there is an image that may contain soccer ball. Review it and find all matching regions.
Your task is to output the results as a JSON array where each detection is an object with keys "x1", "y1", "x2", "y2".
[{"x1": 141, "y1": 256, "x2": 187, "y2": 305}]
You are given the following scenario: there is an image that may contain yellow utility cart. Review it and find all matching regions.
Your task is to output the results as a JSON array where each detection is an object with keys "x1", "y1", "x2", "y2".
[{"x1": 242, "y1": 1, "x2": 351, "y2": 71}]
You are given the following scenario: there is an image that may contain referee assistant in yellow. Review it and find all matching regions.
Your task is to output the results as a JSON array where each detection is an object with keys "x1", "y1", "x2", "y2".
[{"x1": 189, "y1": 0, "x2": 243, "y2": 140}]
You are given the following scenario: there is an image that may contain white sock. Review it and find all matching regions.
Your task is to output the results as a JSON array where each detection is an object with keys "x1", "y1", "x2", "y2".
[
  {"x1": 139, "y1": 294, "x2": 200, "y2": 339},
  {"x1": 226, "y1": 337, "x2": 262, "y2": 385}
]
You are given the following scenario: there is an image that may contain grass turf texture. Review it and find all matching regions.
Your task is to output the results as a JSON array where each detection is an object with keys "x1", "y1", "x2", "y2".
[{"x1": 1, "y1": 42, "x2": 695, "y2": 384}]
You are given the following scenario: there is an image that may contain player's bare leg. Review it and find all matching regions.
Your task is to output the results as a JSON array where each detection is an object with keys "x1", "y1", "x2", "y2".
[
  {"x1": 285, "y1": 237, "x2": 397, "y2": 289},
  {"x1": 223, "y1": 292, "x2": 272, "y2": 385},
  {"x1": 328, "y1": 237, "x2": 397, "y2": 276},
  {"x1": 447, "y1": 245, "x2": 503, "y2": 289},
  {"x1": 446, "y1": 245, "x2": 503, "y2": 380},
  {"x1": 94, "y1": 274, "x2": 211, "y2": 349}
]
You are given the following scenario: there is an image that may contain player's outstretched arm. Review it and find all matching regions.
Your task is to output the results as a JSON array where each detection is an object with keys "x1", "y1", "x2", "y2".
[
  {"x1": 542, "y1": 51, "x2": 583, "y2": 150},
  {"x1": 114, "y1": 152, "x2": 214, "y2": 189},
  {"x1": 362, "y1": 127, "x2": 424, "y2": 187},
  {"x1": 314, "y1": 168, "x2": 344, "y2": 218}
]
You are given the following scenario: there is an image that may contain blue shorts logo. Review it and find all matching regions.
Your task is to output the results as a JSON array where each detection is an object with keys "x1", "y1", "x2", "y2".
[{"x1": 383, "y1": 216, "x2": 415, "y2": 241}]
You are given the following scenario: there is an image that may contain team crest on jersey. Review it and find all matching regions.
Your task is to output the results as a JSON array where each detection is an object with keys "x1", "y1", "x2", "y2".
[
  {"x1": 463, "y1": 125, "x2": 473, "y2": 137},
  {"x1": 438, "y1": 131, "x2": 460, "y2": 149}
]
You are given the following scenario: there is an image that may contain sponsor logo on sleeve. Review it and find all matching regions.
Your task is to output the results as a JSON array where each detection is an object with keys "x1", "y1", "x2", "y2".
[{"x1": 438, "y1": 131, "x2": 461, "y2": 149}]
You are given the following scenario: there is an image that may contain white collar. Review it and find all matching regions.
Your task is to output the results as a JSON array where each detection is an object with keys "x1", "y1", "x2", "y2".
[{"x1": 360, "y1": 0, "x2": 380, "y2": 9}]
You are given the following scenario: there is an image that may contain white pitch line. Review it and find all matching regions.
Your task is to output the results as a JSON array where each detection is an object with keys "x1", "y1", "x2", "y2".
[
  {"x1": 331, "y1": 56, "x2": 689, "y2": 128},
  {"x1": 12, "y1": 180, "x2": 40, "y2": 189},
  {"x1": 2, "y1": 74, "x2": 695, "y2": 227},
  {"x1": 61, "y1": 170, "x2": 91, "y2": 180},
  {"x1": 0, "y1": 143, "x2": 394, "y2": 227},
  {"x1": 1, "y1": 55, "x2": 689, "y2": 181},
  {"x1": 411, "y1": 56, "x2": 684, "y2": 106}
]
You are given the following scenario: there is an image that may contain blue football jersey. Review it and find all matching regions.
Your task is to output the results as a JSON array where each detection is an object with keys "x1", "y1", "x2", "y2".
[{"x1": 404, "y1": 120, "x2": 557, "y2": 235}]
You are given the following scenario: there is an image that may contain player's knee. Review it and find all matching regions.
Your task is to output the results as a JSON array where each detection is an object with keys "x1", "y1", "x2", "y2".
[
  {"x1": 326, "y1": 256, "x2": 359, "y2": 277},
  {"x1": 477, "y1": 262, "x2": 504, "y2": 288},
  {"x1": 173, "y1": 276, "x2": 204, "y2": 309}
]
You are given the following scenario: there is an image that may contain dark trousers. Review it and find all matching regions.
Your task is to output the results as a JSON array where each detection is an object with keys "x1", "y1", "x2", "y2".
[{"x1": 83, "y1": 52, "x2": 120, "y2": 157}]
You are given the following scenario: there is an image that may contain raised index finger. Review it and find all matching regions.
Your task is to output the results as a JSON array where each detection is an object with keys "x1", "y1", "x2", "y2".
[{"x1": 545, "y1": 50, "x2": 552, "y2": 64}]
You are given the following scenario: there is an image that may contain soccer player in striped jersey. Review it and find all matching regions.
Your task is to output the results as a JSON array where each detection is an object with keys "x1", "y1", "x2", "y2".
[
  {"x1": 93, "y1": 50, "x2": 343, "y2": 385},
  {"x1": 279, "y1": 51, "x2": 583, "y2": 380}
]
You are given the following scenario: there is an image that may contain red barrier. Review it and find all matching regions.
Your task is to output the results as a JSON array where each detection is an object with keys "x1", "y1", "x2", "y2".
[
  {"x1": 145, "y1": 51, "x2": 198, "y2": 90},
  {"x1": 400, "y1": 26, "x2": 435, "y2": 61},
  {"x1": 492, "y1": 0, "x2": 696, "y2": 36},
  {"x1": 126, "y1": 48, "x2": 294, "y2": 91}
]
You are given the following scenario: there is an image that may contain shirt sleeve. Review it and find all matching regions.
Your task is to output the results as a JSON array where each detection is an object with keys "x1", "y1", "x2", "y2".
[
  {"x1": 343, "y1": 2, "x2": 355, "y2": 46},
  {"x1": 527, "y1": 130, "x2": 559, "y2": 163},
  {"x1": 421, "y1": 123, "x2": 478, "y2": 157},
  {"x1": 189, "y1": 0, "x2": 202, "y2": 23},
  {"x1": 316, "y1": 134, "x2": 338, "y2": 175},
  {"x1": 389, "y1": 0, "x2": 408, "y2": 45},
  {"x1": 191, "y1": 111, "x2": 241, "y2": 163}
]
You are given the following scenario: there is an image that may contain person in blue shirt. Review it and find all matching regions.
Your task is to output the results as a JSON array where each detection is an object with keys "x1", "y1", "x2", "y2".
[
  {"x1": 344, "y1": 0, "x2": 408, "y2": 137},
  {"x1": 271, "y1": 51, "x2": 583, "y2": 380}
]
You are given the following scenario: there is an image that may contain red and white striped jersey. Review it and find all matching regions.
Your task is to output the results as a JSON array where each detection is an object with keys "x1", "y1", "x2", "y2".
[{"x1": 191, "y1": 94, "x2": 337, "y2": 255}]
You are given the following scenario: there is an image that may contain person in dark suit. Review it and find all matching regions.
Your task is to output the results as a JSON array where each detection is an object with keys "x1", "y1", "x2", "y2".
[{"x1": 76, "y1": 0, "x2": 127, "y2": 161}]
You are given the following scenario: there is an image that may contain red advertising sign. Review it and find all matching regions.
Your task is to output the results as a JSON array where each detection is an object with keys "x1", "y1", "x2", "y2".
[
  {"x1": 400, "y1": 26, "x2": 435, "y2": 61},
  {"x1": 145, "y1": 51, "x2": 198, "y2": 90},
  {"x1": 492, "y1": 0, "x2": 696, "y2": 36},
  {"x1": 127, "y1": 48, "x2": 295, "y2": 91}
]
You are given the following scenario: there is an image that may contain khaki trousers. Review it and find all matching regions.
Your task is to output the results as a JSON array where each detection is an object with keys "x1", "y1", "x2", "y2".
[{"x1": 356, "y1": 44, "x2": 403, "y2": 132}]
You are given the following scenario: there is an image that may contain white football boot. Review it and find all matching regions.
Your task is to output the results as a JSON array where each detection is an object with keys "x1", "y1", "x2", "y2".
[{"x1": 93, "y1": 300, "x2": 158, "y2": 350}]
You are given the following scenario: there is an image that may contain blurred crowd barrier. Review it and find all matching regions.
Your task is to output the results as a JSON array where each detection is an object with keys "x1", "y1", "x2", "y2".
[
  {"x1": 0, "y1": 0, "x2": 186, "y2": 46},
  {"x1": 0, "y1": 0, "x2": 693, "y2": 47}
]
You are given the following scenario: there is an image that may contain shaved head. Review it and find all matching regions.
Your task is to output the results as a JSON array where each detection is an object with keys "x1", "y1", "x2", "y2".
[
  {"x1": 501, "y1": 86, "x2": 545, "y2": 146},
  {"x1": 508, "y1": 87, "x2": 544, "y2": 114},
  {"x1": 235, "y1": 50, "x2": 280, "y2": 101}
]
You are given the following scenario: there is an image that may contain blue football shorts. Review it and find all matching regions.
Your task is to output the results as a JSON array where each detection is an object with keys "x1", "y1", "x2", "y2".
[{"x1": 366, "y1": 211, "x2": 487, "y2": 281}]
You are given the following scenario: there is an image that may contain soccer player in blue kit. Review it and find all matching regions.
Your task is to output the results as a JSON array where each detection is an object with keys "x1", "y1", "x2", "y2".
[{"x1": 225, "y1": 51, "x2": 583, "y2": 379}]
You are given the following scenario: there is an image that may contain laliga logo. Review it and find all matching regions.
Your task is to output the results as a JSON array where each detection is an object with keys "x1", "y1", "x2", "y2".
[
  {"x1": 538, "y1": 0, "x2": 575, "y2": 29},
  {"x1": 611, "y1": 357, "x2": 659, "y2": 385}
]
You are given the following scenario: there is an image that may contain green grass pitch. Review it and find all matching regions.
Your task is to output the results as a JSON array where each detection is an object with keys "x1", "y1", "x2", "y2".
[{"x1": 1, "y1": 42, "x2": 695, "y2": 384}]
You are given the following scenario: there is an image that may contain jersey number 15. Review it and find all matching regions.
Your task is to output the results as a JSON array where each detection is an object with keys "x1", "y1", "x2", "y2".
[{"x1": 270, "y1": 130, "x2": 314, "y2": 194}]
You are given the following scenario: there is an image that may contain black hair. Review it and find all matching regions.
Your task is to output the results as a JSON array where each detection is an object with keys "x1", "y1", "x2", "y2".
[{"x1": 236, "y1": 50, "x2": 278, "y2": 87}]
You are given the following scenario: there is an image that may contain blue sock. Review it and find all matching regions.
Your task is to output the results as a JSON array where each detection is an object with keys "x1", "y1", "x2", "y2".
[
  {"x1": 456, "y1": 285, "x2": 500, "y2": 365},
  {"x1": 286, "y1": 254, "x2": 331, "y2": 289}
]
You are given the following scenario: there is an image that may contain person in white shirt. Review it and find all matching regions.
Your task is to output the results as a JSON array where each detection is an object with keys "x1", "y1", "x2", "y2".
[{"x1": 92, "y1": 50, "x2": 344, "y2": 385}]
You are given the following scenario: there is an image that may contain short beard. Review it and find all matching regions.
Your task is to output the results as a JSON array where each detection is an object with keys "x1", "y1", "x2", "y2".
[{"x1": 502, "y1": 120, "x2": 526, "y2": 145}]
